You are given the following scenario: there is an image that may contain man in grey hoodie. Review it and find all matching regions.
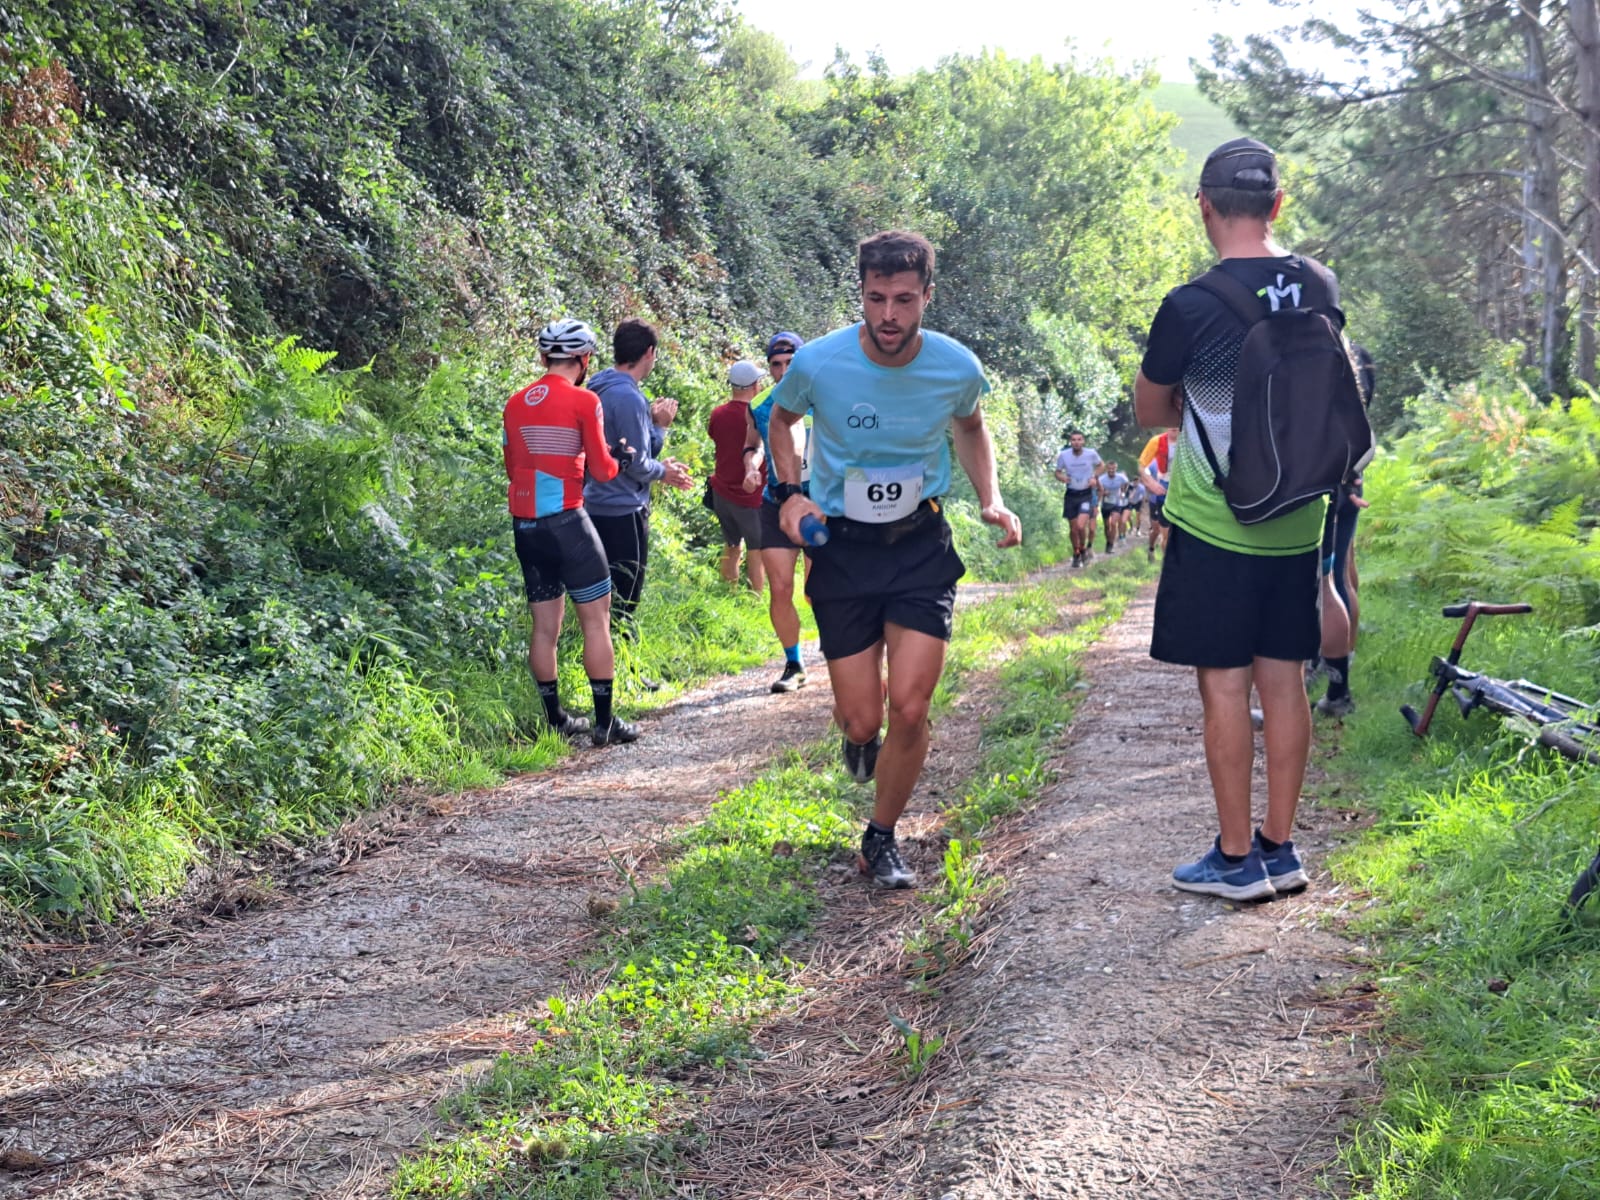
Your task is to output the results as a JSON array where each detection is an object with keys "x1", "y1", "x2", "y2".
[{"x1": 583, "y1": 318, "x2": 694, "y2": 641}]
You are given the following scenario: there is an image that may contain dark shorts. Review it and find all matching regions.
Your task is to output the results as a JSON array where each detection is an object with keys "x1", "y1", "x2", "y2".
[
  {"x1": 758, "y1": 498, "x2": 803, "y2": 552},
  {"x1": 1148, "y1": 495, "x2": 1168, "y2": 526},
  {"x1": 1063, "y1": 488, "x2": 1095, "y2": 519},
  {"x1": 1102, "y1": 502, "x2": 1119, "y2": 517},
  {"x1": 513, "y1": 510, "x2": 612, "y2": 605},
  {"x1": 1151, "y1": 524, "x2": 1320, "y2": 668},
  {"x1": 804, "y1": 508, "x2": 964, "y2": 660},
  {"x1": 711, "y1": 489, "x2": 763, "y2": 550}
]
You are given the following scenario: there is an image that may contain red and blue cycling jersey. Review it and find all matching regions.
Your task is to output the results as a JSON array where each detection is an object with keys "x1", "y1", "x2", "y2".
[{"x1": 503, "y1": 374, "x2": 620, "y2": 519}]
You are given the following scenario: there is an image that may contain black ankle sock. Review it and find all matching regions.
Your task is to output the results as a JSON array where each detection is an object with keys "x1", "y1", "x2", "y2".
[
  {"x1": 1257, "y1": 830, "x2": 1284, "y2": 852},
  {"x1": 1219, "y1": 848, "x2": 1248, "y2": 864},
  {"x1": 1324, "y1": 655, "x2": 1351, "y2": 701},
  {"x1": 589, "y1": 678, "x2": 613, "y2": 727},
  {"x1": 536, "y1": 678, "x2": 565, "y2": 724},
  {"x1": 865, "y1": 820, "x2": 893, "y2": 838}
]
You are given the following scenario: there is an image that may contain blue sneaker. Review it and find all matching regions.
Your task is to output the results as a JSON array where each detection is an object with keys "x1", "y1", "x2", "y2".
[
  {"x1": 1172, "y1": 838, "x2": 1276, "y2": 901},
  {"x1": 1254, "y1": 832, "x2": 1310, "y2": 892}
]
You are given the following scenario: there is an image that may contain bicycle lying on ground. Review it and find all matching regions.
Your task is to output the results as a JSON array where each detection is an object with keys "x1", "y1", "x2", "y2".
[{"x1": 1401, "y1": 601, "x2": 1600, "y2": 910}]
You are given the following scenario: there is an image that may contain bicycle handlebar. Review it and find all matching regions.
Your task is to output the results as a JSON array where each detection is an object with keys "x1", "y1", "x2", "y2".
[{"x1": 1441, "y1": 602, "x2": 1534, "y2": 619}]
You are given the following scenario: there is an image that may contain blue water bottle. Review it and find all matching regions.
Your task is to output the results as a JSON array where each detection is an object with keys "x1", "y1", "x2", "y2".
[{"x1": 799, "y1": 513, "x2": 830, "y2": 547}]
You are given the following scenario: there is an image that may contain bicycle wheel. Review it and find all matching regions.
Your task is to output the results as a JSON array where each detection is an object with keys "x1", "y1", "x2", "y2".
[
  {"x1": 1568, "y1": 849, "x2": 1600, "y2": 912},
  {"x1": 1537, "y1": 726, "x2": 1600, "y2": 767}
]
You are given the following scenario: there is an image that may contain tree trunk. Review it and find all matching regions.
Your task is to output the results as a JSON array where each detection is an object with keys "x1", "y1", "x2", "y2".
[
  {"x1": 1519, "y1": 0, "x2": 1564, "y2": 397},
  {"x1": 1572, "y1": 0, "x2": 1600, "y2": 386}
]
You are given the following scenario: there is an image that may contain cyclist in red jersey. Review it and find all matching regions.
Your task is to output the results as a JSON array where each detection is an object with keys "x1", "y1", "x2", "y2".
[{"x1": 504, "y1": 318, "x2": 639, "y2": 747}]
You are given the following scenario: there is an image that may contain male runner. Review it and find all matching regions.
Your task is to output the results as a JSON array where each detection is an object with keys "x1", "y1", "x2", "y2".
[
  {"x1": 751, "y1": 331, "x2": 811, "y2": 694},
  {"x1": 1140, "y1": 426, "x2": 1176, "y2": 561},
  {"x1": 768, "y1": 231, "x2": 1021, "y2": 888},
  {"x1": 504, "y1": 318, "x2": 638, "y2": 747},
  {"x1": 706, "y1": 360, "x2": 767, "y2": 593},
  {"x1": 1126, "y1": 477, "x2": 1147, "y2": 537},
  {"x1": 1053, "y1": 430, "x2": 1102, "y2": 568},
  {"x1": 1099, "y1": 461, "x2": 1129, "y2": 552}
]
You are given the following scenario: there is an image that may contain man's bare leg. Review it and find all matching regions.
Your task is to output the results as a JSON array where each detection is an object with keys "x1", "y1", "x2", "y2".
[{"x1": 1195, "y1": 665, "x2": 1255, "y2": 856}]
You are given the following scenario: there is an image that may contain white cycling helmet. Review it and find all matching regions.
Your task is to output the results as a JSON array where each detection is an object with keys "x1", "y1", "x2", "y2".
[{"x1": 537, "y1": 318, "x2": 599, "y2": 359}]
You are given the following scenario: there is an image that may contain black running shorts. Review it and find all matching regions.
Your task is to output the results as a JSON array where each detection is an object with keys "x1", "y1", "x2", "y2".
[
  {"x1": 513, "y1": 510, "x2": 613, "y2": 605},
  {"x1": 1150, "y1": 525, "x2": 1320, "y2": 668},
  {"x1": 804, "y1": 513, "x2": 964, "y2": 660},
  {"x1": 758, "y1": 498, "x2": 803, "y2": 552},
  {"x1": 1062, "y1": 488, "x2": 1095, "y2": 519},
  {"x1": 1148, "y1": 495, "x2": 1168, "y2": 526}
]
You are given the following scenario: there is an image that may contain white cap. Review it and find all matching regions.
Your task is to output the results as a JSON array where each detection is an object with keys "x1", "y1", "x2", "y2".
[{"x1": 728, "y1": 360, "x2": 762, "y2": 387}]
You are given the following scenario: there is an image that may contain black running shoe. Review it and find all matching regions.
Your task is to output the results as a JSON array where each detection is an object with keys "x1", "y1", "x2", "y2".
[
  {"x1": 551, "y1": 713, "x2": 591, "y2": 739},
  {"x1": 592, "y1": 717, "x2": 640, "y2": 747},
  {"x1": 770, "y1": 661, "x2": 807, "y2": 694},
  {"x1": 858, "y1": 825, "x2": 916, "y2": 888},
  {"x1": 841, "y1": 733, "x2": 881, "y2": 783}
]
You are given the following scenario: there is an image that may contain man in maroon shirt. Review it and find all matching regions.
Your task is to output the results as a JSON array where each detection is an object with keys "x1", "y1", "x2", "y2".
[{"x1": 706, "y1": 360, "x2": 768, "y2": 593}]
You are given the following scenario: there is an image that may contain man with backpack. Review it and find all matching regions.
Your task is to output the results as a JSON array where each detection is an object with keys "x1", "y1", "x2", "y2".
[{"x1": 1133, "y1": 138, "x2": 1372, "y2": 902}]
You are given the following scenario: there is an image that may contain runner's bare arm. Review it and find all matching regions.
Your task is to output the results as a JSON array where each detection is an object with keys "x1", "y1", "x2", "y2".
[
  {"x1": 770, "y1": 406, "x2": 823, "y2": 540},
  {"x1": 743, "y1": 407, "x2": 765, "y2": 491},
  {"x1": 1134, "y1": 370, "x2": 1181, "y2": 428},
  {"x1": 953, "y1": 408, "x2": 1022, "y2": 548}
]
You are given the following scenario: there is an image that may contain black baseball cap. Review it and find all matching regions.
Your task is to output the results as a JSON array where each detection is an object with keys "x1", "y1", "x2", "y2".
[{"x1": 1198, "y1": 138, "x2": 1280, "y2": 192}]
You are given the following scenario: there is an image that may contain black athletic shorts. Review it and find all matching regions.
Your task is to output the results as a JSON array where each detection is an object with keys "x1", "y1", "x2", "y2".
[
  {"x1": 513, "y1": 509, "x2": 613, "y2": 605},
  {"x1": 804, "y1": 506, "x2": 964, "y2": 660},
  {"x1": 1062, "y1": 488, "x2": 1095, "y2": 519},
  {"x1": 1148, "y1": 495, "x2": 1168, "y2": 526},
  {"x1": 758, "y1": 498, "x2": 803, "y2": 552},
  {"x1": 1150, "y1": 524, "x2": 1320, "y2": 668}
]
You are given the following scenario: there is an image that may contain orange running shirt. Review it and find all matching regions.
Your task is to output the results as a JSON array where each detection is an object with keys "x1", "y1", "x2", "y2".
[{"x1": 503, "y1": 374, "x2": 619, "y2": 519}]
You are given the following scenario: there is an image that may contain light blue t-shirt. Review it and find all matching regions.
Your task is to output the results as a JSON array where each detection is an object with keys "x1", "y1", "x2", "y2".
[
  {"x1": 750, "y1": 388, "x2": 810, "y2": 504},
  {"x1": 769, "y1": 325, "x2": 989, "y2": 519}
]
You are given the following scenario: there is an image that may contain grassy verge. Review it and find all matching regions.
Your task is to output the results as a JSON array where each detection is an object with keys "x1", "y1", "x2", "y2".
[
  {"x1": 390, "y1": 551, "x2": 1151, "y2": 1198},
  {"x1": 1316, "y1": 498, "x2": 1600, "y2": 1187}
]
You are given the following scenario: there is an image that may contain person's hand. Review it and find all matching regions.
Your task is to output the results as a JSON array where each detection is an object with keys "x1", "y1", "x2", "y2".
[
  {"x1": 742, "y1": 467, "x2": 762, "y2": 494},
  {"x1": 982, "y1": 503, "x2": 1023, "y2": 548},
  {"x1": 779, "y1": 493, "x2": 825, "y2": 544},
  {"x1": 650, "y1": 398, "x2": 678, "y2": 428},
  {"x1": 1350, "y1": 493, "x2": 1370, "y2": 509},
  {"x1": 661, "y1": 458, "x2": 693, "y2": 490}
]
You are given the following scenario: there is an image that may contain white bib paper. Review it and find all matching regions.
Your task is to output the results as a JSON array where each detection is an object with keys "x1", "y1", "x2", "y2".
[{"x1": 843, "y1": 463, "x2": 923, "y2": 523}]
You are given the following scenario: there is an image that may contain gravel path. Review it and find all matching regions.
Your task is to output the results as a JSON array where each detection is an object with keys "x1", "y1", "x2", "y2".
[
  {"x1": 0, "y1": 566, "x2": 1373, "y2": 1199},
  {"x1": 0, "y1": 655, "x2": 838, "y2": 1199},
  {"x1": 915, "y1": 588, "x2": 1372, "y2": 1199}
]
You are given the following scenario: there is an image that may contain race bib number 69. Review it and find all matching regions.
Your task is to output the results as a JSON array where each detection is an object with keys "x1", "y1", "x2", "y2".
[{"x1": 843, "y1": 464, "x2": 923, "y2": 523}]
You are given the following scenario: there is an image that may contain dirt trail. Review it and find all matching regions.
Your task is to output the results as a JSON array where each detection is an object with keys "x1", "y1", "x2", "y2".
[
  {"x1": 0, "y1": 562, "x2": 1372, "y2": 1199},
  {"x1": 0, "y1": 658, "x2": 838, "y2": 1198},
  {"x1": 915, "y1": 589, "x2": 1372, "y2": 1199}
]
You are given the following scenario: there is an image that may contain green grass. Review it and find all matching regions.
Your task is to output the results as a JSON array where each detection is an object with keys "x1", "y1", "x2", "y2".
[
  {"x1": 1318, "y1": 491, "x2": 1600, "y2": 1193},
  {"x1": 391, "y1": 552, "x2": 1152, "y2": 1198}
]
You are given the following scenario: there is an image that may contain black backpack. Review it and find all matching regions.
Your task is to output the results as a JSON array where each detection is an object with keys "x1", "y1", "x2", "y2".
[{"x1": 1186, "y1": 266, "x2": 1375, "y2": 525}]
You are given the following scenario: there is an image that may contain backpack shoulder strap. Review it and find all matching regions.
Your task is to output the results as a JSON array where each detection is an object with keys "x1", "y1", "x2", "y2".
[{"x1": 1189, "y1": 267, "x2": 1265, "y2": 329}]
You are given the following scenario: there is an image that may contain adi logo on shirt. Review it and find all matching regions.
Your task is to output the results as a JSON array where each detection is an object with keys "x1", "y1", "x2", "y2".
[{"x1": 847, "y1": 403, "x2": 879, "y2": 430}]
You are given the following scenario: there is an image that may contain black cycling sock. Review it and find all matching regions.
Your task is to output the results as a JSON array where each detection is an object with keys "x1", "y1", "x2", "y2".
[
  {"x1": 1219, "y1": 847, "x2": 1248, "y2": 865},
  {"x1": 1256, "y1": 829, "x2": 1284, "y2": 852},
  {"x1": 536, "y1": 679, "x2": 565, "y2": 725},
  {"x1": 589, "y1": 678, "x2": 614, "y2": 727},
  {"x1": 1324, "y1": 655, "x2": 1351, "y2": 700},
  {"x1": 865, "y1": 820, "x2": 894, "y2": 838}
]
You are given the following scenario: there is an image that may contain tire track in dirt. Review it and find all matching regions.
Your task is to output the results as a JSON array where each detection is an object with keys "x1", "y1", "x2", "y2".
[
  {"x1": 913, "y1": 589, "x2": 1373, "y2": 1199},
  {"x1": 0, "y1": 656, "x2": 839, "y2": 1199}
]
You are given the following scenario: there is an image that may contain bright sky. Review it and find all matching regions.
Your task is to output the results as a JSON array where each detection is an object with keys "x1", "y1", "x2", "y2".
[{"x1": 732, "y1": 0, "x2": 1382, "y2": 82}]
